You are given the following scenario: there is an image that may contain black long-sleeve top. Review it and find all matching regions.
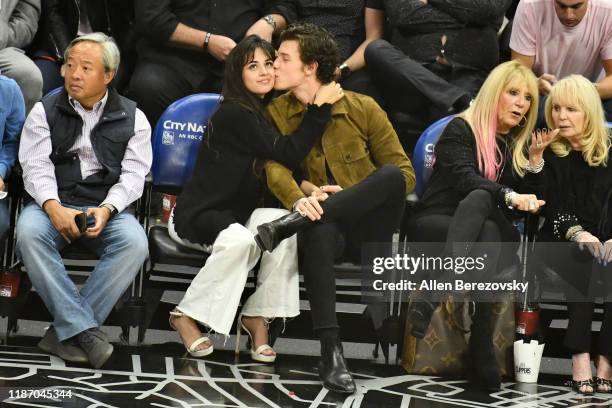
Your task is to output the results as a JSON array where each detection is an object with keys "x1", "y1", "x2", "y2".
[
  {"x1": 173, "y1": 100, "x2": 331, "y2": 244},
  {"x1": 384, "y1": 0, "x2": 511, "y2": 72},
  {"x1": 415, "y1": 117, "x2": 544, "y2": 218},
  {"x1": 540, "y1": 149, "x2": 612, "y2": 242},
  {"x1": 134, "y1": 0, "x2": 281, "y2": 78}
]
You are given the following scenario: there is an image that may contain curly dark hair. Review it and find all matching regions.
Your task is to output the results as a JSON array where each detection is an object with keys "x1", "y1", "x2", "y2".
[{"x1": 279, "y1": 23, "x2": 339, "y2": 84}]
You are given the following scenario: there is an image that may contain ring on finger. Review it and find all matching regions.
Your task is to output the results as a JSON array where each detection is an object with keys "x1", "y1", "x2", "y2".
[{"x1": 528, "y1": 200, "x2": 536, "y2": 210}]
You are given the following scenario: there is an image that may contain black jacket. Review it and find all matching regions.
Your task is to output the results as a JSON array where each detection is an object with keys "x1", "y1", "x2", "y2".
[
  {"x1": 415, "y1": 117, "x2": 544, "y2": 218},
  {"x1": 33, "y1": 0, "x2": 135, "y2": 60},
  {"x1": 541, "y1": 148, "x2": 612, "y2": 242},
  {"x1": 173, "y1": 100, "x2": 331, "y2": 245}
]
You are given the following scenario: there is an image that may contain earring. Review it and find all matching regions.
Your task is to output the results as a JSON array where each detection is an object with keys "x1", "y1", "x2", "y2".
[{"x1": 518, "y1": 116, "x2": 527, "y2": 128}]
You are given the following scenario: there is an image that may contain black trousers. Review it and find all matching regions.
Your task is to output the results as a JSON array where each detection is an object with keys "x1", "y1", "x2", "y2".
[
  {"x1": 536, "y1": 243, "x2": 612, "y2": 355},
  {"x1": 298, "y1": 165, "x2": 406, "y2": 330},
  {"x1": 126, "y1": 58, "x2": 223, "y2": 127},
  {"x1": 407, "y1": 190, "x2": 520, "y2": 291},
  {"x1": 365, "y1": 39, "x2": 486, "y2": 119}
]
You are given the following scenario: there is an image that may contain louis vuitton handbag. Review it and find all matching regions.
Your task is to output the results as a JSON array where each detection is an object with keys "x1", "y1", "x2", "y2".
[{"x1": 402, "y1": 294, "x2": 515, "y2": 377}]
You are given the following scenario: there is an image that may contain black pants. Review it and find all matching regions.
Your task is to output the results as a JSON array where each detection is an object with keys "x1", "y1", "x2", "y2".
[
  {"x1": 536, "y1": 243, "x2": 612, "y2": 355},
  {"x1": 298, "y1": 165, "x2": 406, "y2": 330},
  {"x1": 126, "y1": 59, "x2": 223, "y2": 127},
  {"x1": 407, "y1": 190, "x2": 520, "y2": 293},
  {"x1": 365, "y1": 39, "x2": 486, "y2": 119}
]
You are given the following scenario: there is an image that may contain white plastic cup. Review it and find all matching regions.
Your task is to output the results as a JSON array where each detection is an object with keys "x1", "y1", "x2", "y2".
[{"x1": 513, "y1": 339, "x2": 545, "y2": 383}]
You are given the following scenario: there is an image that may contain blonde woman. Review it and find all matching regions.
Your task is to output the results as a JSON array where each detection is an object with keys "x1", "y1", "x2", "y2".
[
  {"x1": 538, "y1": 75, "x2": 612, "y2": 395},
  {"x1": 405, "y1": 60, "x2": 557, "y2": 391}
]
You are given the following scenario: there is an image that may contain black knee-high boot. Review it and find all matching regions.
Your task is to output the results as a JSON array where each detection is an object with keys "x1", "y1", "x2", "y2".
[{"x1": 467, "y1": 302, "x2": 501, "y2": 391}]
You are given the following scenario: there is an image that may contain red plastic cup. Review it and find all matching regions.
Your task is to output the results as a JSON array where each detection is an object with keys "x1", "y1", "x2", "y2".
[
  {"x1": 161, "y1": 194, "x2": 177, "y2": 223},
  {"x1": 516, "y1": 308, "x2": 539, "y2": 338}
]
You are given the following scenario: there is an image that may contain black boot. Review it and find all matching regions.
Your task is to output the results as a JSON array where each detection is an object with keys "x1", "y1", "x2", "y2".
[
  {"x1": 407, "y1": 299, "x2": 439, "y2": 339},
  {"x1": 467, "y1": 302, "x2": 501, "y2": 392},
  {"x1": 318, "y1": 336, "x2": 356, "y2": 394},
  {"x1": 255, "y1": 212, "x2": 312, "y2": 252}
]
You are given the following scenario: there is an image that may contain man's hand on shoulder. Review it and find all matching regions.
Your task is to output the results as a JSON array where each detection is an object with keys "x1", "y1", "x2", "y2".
[
  {"x1": 43, "y1": 200, "x2": 83, "y2": 244},
  {"x1": 85, "y1": 206, "x2": 112, "y2": 238}
]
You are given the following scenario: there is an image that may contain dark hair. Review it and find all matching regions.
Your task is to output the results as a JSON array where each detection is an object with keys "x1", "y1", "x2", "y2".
[
  {"x1": 279, "y1": 23, "x2": 339, "y2": 84},
  {"x1": 222, "y1": 35, "x2": 276, "y2": 118}
]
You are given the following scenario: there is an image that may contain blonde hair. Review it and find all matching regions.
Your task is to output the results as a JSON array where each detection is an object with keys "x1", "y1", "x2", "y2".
[
  {"x1": 545, "y1": 74, "x2": 610, "y2": 167},
  {"x1": 461, "y1": 60, "x2": 538, "y2": 180}
]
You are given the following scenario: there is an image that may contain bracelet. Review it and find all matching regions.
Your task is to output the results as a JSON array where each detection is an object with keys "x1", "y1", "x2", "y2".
[
  {"x1": 566, "y1": 225, "x2": 585, "y2": 241},
  {"x1": 570, "y1": 230, "x2": 588, "y2": 242},
  {"x1": 526, "y1": 158, "x2": 545, "y2": 173},
  {"x1": 203, "y1": 32, "x2": 212, "y2": 51},
  {"x1": 504, "y1": 189, "x2": 518, "y2": 208}
]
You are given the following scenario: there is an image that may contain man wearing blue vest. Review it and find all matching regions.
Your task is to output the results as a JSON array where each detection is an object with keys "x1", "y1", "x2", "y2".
[{"x1": 16, "y1": 33, "x2": 152, "y2": 369}]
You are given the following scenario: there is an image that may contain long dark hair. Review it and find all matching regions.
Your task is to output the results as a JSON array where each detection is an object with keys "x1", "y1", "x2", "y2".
[{"x1": 222, "y1": 35, "x2": 276, "y2": 119}]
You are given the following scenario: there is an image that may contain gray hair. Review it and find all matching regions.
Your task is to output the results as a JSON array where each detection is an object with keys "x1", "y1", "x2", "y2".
[{"x1": 64, "y1": 32, "x2": 120, "y2": 73}]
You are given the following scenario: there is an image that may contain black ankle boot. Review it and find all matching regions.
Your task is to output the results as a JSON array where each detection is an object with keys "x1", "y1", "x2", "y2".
[
  {"x1": 467, "y1": 303, "x2": 501, "y2": 392},
  {"x1": 254, "y1": 212, "x2": 312, "y2": 252},
  {"x1": 318, "y1": 337, "x2": 356, "y2": 394},
  {"x1": 407, "y1": 300, "x2": 439, "y2": 339}
]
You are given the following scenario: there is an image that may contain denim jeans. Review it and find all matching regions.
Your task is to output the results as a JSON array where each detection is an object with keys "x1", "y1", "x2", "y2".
[{"x1": 16, "y1": 202, "x2": 148, "y2": 341}]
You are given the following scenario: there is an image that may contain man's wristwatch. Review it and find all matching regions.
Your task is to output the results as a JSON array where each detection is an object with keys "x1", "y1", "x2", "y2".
[
  {"x1": 262, "y1": 14, "x2": 276, "y2": 30},
  {"x1": 99, "y1": 203, "x2": 118, "y2": 217},
  {"x1": 339, "y1": 63, "x2": 352, "y2": 81}
]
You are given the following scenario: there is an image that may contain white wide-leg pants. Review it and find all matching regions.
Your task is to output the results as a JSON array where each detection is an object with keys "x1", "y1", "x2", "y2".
[{"x1": 168, "y1": 208, "x2": 300, "y2": 335}]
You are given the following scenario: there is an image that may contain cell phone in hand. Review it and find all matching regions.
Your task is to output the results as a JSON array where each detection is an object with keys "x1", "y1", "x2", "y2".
[{"x1": 74, "y1": 212, "x2": 87, "y2": 233}]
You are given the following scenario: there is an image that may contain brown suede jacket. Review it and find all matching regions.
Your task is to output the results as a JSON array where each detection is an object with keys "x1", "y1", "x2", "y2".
[{"x1": 265, "y1": 90, "x2": 415, "y2": 209}]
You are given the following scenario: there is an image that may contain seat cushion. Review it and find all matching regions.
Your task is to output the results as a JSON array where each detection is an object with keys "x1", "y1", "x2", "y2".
[{"x1": 148, "y1": 225, "x2": 208, "y2": 268}]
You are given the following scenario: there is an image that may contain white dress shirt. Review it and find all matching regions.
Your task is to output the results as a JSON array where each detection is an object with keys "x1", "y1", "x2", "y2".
[{"x1": 19, "y1": 91, "x2": 152, "y2": 213}]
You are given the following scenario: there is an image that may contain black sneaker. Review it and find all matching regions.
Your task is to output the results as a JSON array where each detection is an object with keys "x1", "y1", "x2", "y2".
[
  {"x1": 38, "y1": 327, "x2": 88, "y2": 363},
  {"x1": 76, "y1": 328, "x2": 113, "y2": 368}
]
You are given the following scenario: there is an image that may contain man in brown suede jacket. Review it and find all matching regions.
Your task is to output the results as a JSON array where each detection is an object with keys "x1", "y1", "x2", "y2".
[{"x1": 261, "y1": 23, "x2": 414, "y2": 394}]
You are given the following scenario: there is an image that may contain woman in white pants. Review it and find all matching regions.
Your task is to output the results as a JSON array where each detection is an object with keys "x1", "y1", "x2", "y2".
[{"x1": 167, "y1": 36, "x2": 343, "y2": 362}]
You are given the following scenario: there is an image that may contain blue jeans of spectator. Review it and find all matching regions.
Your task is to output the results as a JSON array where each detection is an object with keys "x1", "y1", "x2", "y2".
[
  {"x1": 538, "y1": 94, "x2": 612, "y2": 129},
  {"x1": 0, "y1": 200, "x2": 9, "y2": 243},
  {"x1": 16, "y1": 202, "x2": 148, "y2": 341}
]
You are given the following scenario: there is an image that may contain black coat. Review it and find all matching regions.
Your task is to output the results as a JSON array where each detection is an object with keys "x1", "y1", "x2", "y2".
[
  {"x1": 415, "y1": 117, "x2": 544, "y2": 218},
  {"x1": 173, "y1": 100, "x2": 331, "y2": 245},
  {"x1": 33, "y1": 0, "x2": 135, "y2": 59},
  {"x1": 541, "y1": 148, "x2": 612, "y2": 242}
]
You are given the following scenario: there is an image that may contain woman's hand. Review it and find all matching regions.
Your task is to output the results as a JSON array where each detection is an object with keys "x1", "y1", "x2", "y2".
[
  {"x1": 319, "y1": 185, "x2": 343, "y2": 194},
  {"x1": 601, "y1": 238, "x2": 612, "y2": 266},
  {"x1": 313, "y1": 82, "x2": 344, "y2": 106},
  {"x1": 529, "y1": 128, "x2": 559, "y2": 164},
  {"x1": 510, "y1": 193, "x2": 545, "y2": 213},
  {"x1": 576, "y1": 231, "x2": 604, "y2": 260}
]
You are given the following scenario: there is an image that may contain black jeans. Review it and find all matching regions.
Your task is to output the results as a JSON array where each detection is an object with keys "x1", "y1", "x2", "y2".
[
  {"x1": 407, "y1": 189, "x2": 520, "y2": 290},
  {"x1": 536, "y1": 242, "x2": 612, "y2": 355},
  {"x1": 298, "y1": 165, "x2": 406, "y2": 330},
  {"x1": 126, "y1": 59, "x2": 223, "y2": 127},
  {"x1": 365, "y1": 39, "x2": 486, "y2": 119}
]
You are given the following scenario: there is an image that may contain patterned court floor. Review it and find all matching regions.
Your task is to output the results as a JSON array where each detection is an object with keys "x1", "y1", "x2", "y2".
[{"x1": 0, "y1": 339, "x2": 610, "y2": 407}]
